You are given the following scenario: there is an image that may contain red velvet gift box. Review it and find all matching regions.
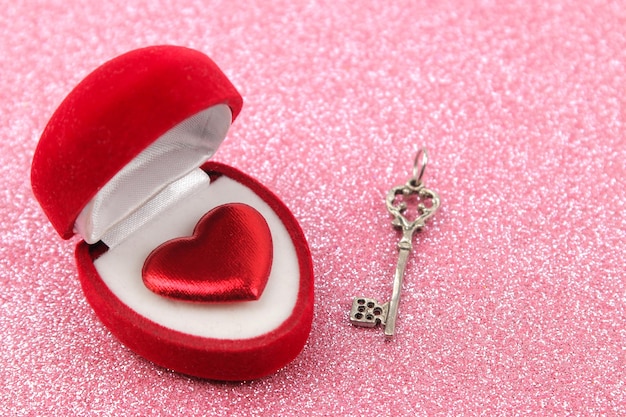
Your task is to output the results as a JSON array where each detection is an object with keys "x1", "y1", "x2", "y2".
[{"x1": 30, "y1": 46, "x2": 314, "y2": 381}]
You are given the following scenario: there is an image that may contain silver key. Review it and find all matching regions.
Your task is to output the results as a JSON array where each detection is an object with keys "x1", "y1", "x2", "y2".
[{"x1": 350, "y1": 148, "x2": 440, "y2": 339}]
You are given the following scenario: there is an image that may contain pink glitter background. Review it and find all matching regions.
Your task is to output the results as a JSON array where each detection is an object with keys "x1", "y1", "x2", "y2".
[{"x1": 2, "y1": 1, "x2": 625, "y2": 415}]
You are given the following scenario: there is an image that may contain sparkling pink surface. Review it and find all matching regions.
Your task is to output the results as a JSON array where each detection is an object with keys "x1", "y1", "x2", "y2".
[{"x1": 2, "y1": 1, "x2": 625, "y2": 415}]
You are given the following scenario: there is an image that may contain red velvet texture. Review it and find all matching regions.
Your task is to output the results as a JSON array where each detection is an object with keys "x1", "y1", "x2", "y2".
[
  {"x1": 31, "y1": 45, "x2": 243, "y2": 239},
  {"x1": 142, "y1": 203, "x2": 273, "y2": 302},
  {"x1": 76, "y1": 162, "x2": 314, "y2": 381}
]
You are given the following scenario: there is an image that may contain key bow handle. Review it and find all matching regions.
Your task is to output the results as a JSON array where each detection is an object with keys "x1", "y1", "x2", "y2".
[{"x1": 386, "y1": 181, "x2": 440, "y2": 233}]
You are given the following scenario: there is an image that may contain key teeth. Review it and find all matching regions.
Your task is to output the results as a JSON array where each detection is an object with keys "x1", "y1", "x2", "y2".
[{"x1": 350, "y1": 297, "x2": 387, "y2": 328}]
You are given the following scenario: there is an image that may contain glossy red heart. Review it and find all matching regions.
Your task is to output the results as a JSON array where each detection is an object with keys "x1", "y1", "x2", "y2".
[{"x1": 142, "y1": 203, "x2": 273, "y2": 302}]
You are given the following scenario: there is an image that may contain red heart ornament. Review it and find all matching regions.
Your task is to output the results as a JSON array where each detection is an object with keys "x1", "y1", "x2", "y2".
[{"x1": 142, "y1": 203, "x2": 273, "y2": 302}]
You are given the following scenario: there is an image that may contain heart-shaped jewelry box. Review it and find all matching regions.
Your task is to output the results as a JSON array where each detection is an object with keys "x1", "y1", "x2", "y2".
[{"x1": 30, "y1": 45, "x2": 314, "y2": 381}]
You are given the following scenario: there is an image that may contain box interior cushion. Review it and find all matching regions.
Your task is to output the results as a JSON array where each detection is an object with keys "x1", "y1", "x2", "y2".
[{"x1": 93, "y1": 174, "x2": 300, "y2": 340}]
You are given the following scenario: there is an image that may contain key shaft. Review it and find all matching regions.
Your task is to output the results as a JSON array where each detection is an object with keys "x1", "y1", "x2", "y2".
[{"x1": 384, "y1": 233, "x2": 414, "y2": 338}]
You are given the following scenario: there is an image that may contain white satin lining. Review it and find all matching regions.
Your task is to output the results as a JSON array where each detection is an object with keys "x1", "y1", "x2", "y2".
[{"x1": 74, "y1": 105, "x2": 232, "y2": 247}]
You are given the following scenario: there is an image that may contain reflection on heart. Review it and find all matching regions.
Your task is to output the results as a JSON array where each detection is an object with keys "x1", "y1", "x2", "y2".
[{"x1": 142, "y1": 203, "x2": 273, "y2": 302}]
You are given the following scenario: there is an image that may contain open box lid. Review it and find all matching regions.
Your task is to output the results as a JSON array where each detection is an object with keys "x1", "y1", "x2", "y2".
[{"x1": 31, "y1": 45, "x2": 243, "y2": 241}]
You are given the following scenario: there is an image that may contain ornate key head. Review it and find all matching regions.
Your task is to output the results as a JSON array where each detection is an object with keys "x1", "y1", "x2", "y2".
[{"x1": 385, "y1": 149, "x2": 440, "y2": 234}]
